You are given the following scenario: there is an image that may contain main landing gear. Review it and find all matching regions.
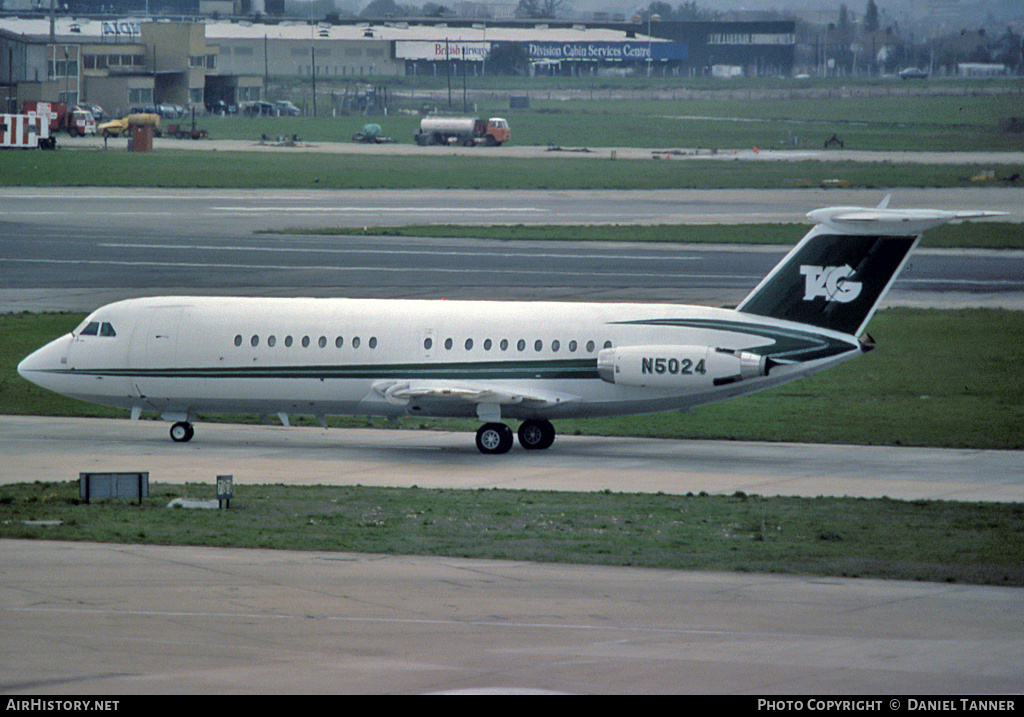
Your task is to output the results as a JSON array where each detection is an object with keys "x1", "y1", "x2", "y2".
[
  {"x1": 170, "y1": 421, "x2": 194, "y2": 443},
  {"x1": 475, "y1": 419, "x2": 556, "y2": 455}
]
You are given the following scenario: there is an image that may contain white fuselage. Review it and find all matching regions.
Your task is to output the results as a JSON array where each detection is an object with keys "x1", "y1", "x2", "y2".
[{"x1": 19, "y1": 295, "x2": 861, "y2": 424}]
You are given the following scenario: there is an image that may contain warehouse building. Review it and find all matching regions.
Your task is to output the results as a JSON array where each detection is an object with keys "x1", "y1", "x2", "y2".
[
  {"x1": 1, "y1": 15, "x2": 794, "y2": 113},
  {"x1": 210, "y1": 19, "x2": 793, "y2": 79}
]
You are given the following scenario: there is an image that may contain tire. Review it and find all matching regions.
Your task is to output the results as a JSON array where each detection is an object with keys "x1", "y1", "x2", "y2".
[
  {"x1": 518, "y1": 420, "x2": 556, "y2": 450},
  {"x1": 476, "y1": 423, "x2": 513, "y2": 454},
  {"x1": 170, "y1": 421, "x2": 194, "y2": 443}
]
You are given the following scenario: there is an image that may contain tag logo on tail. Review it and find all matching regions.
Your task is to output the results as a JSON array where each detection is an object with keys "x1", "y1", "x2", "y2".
[{"x1": 800, "y1": 264, "x2": 863, "y2": 303}]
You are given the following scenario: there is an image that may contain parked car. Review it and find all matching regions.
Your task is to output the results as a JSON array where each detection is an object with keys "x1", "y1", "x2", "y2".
[
  {"x1": 275, "y1": 100, "x2": 301, "y2": 116},
  {"x1": 206, "y1": 100, "x2": 237, "y2": 116},
  {"x1": 899, "y1": 67, "x2": 929, "y2": 80},
  {"x1": 244, "y1": 101, "x2": 277, "y2": 116}
]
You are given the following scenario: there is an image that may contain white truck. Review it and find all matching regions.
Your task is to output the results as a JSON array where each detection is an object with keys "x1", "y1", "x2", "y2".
[
  {"x1": 414, "y1": 116, "x2": 510, "y2": 146},
  {"x1": 0, "y1": 113, "x2": 56, "y2": 149}
]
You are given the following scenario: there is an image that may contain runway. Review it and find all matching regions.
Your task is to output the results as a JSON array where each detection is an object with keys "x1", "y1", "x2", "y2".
[{"x1": 2, "y1": 185, "x2": 1021, "y2": 235}]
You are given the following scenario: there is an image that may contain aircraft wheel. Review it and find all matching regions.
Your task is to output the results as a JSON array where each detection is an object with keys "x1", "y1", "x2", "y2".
[
  {"x1": 518, "y1": 419, "x2": 555, "y2": 450},
  {"x1": 476, "y1": 423, "x2": 513, "y2": 455},
  {"x1": 170, "y1": 421, "x2": 194, "y2": 443}
]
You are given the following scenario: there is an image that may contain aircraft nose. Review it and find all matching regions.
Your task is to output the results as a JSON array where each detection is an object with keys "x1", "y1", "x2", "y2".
[{"x1": 18, "y1": 335, "x2": 71, "y2": 383}]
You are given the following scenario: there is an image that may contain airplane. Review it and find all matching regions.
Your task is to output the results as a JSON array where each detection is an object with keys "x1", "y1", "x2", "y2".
[{"x1": 17, "y1": 199, "x2": 1002, "y2": 454}]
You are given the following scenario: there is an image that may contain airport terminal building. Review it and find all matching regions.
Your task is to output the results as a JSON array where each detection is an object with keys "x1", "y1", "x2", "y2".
[{"x1": 1, "y1": 15, "x2": 794, "y2": 113}]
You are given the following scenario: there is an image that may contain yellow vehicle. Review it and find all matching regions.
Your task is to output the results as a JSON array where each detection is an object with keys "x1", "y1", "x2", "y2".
[{"x1": 98, "y1": 113, "x2": 160, "y2": 138}]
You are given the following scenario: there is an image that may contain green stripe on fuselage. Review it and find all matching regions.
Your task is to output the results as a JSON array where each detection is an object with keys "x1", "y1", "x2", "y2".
[{"x1": 45, "y1": 358, "x2": 601, "y2": 381}]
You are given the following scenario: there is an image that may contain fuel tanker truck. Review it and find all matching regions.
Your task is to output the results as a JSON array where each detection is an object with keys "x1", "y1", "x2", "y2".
[{"x1": 414, "y1": 116, "x2": 510, "y2": 146}]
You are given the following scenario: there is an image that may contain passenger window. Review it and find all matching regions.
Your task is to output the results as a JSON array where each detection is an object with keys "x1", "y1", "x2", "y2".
[
  {"x1": 483, "y1": 339, "x2": 492, "y2": 351},
  {"x1": 534, "y1": 340, "x2": 543, "y2": 352},
  {"x1": 335, "y1": 336, "x2": 344, "y2": 348},
  {"x1": 517, "y1": 339, "x2": 526, "y2": 352},
  {"x1": 251, "y1": 335, "x2": 259, "y2": 347},
  {"x1": 465, "y1": 338, "x2": 473, "y2": 350},
  {"x1": 318, "y1": 336, "x2": 327, "y2": 348},
  {"x1": 234, "y1": 335, "x2": 243, "y2": 347},
  {"x1": 302, "y1": 336, "x2": 310, "y2": 348},
  {"x1": 604, "y1": 340, "x2": 613, "y2": 349},
  {"x1": 80, "y1": 322, "x2": 99, "y2": 336},
  {"x1": 500, "y1": 339, "x2": 509, "y2": 351},
  {"x1": 551, "y1": 340, "x2": 560, "y2": 352},
  {"x1": 445, "y1": 338, "x2": 453, "y2": 350},
  {"x1": 586, "y1": 341, "x2": 595, "y2": 352},
  {"x1": 285, "y1": 336, "x2": 293, "y2": 347},
  {"x1": 369, "y1": 337, "x2": 377, "y2": 349},
  {"x1": 569, "y1": 340, "x2": 578, "y2": 352},
  {"x1": 100, "y1": 323, "x2": 116, "y2": 337},
  {"x1": 424, "y1": 338, "x2": 433, "y2": 350},
  {"x1": 268, "y1": 335, "x2": 276, "y2": 347},
  {"x1": 352, "y1": 337, "x2": 361, "y2": 349}
]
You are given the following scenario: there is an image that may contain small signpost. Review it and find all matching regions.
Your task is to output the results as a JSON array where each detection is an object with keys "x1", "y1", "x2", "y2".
[{"x1": 217, "y1": 475, "x2": 234, "y2": 509}]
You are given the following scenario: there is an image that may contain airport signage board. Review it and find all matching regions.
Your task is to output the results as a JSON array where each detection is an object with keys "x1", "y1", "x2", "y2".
[
  {"x1": 526, "y1": 42, "x2": 687, "y2": 61},
  {"x1": 395, "y1": 41, "x2": 492, "y2": 62},
  {"x1": 396, "y1": 40, "x2": 687, "y2": 63},
  {"x1": 102, "y1": 21, "x2": 142, "y2": 37}
]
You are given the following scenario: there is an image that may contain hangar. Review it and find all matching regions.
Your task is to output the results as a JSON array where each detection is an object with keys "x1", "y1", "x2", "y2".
[{"x1": 0, "y1": 18, "x2": 259, "y2": 114}]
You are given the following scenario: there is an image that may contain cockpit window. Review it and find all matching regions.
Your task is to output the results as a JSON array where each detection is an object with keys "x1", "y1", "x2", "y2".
[{"x1": 78, "y1": 321, "x2": 116, "y2": 337}]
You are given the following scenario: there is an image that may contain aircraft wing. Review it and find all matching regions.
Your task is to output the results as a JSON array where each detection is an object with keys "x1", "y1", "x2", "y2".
[{"x1": 371, "y1": 379, "x2": 581, "y2": 411}]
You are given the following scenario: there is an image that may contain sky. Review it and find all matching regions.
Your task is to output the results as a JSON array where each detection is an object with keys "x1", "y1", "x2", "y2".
[{"x1": 298, "y1": 0, "x2": 1022, "y2": 30}]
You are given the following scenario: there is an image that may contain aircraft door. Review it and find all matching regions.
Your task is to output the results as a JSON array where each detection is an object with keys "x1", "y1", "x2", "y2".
[{"x1": 130, "y1": 306, "x2": 192, "y2": 402}]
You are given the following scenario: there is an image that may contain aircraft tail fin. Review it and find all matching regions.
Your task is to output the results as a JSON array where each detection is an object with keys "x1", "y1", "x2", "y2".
[{"x1": 736, "y1": 202, "x2": 1005, "y2": 337}]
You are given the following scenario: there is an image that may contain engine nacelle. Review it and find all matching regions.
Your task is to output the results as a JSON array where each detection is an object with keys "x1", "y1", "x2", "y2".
[{"x1": 597, "y1": 345, "x2": 769, "y2": 389}]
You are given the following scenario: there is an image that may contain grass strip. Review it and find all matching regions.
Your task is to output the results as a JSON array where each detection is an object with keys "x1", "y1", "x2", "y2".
[
  {"x1": 169, "y1": 92, "x2": 1024, "y2": 152},
  {"x1": 2, "y1": 150, "x2": 1021, "y2": 191},
  {"x1": 284, "y1": 222, "x2": 1024, "y2": 250},
  {"x1": 2, "y1": 482, "x2": 1021, "y2": 586}
]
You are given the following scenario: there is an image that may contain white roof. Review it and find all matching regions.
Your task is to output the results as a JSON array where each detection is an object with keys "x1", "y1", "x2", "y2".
[{"x1": 0, "y1": 16, "x2": 663, "y2": 44}]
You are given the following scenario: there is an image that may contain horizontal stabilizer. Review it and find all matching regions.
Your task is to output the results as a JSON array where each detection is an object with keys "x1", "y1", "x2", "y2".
[{"x1": 806, "y1": 207, "x2": 1007, "y2": 236}]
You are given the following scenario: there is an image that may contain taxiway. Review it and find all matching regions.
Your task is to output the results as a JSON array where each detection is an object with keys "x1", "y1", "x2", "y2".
[
  {"x1": 3, "y1": 539, "x2": 1022, "y2": 694},
  {"x1": 2, "y1": 415, "x2": 1022, "y2": 502}
]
